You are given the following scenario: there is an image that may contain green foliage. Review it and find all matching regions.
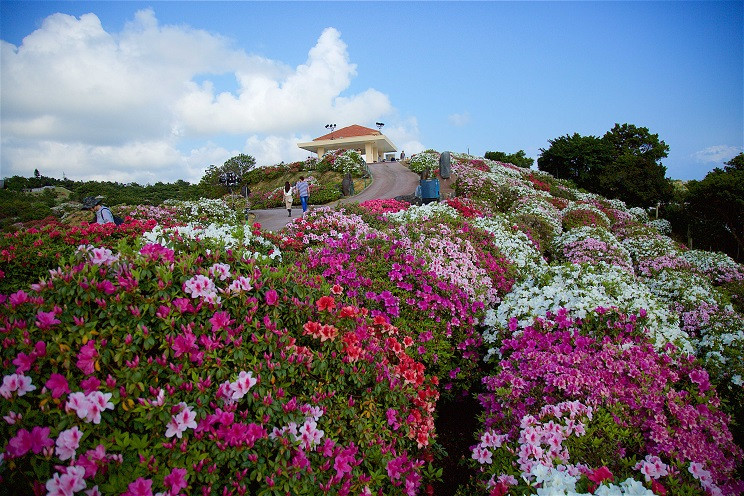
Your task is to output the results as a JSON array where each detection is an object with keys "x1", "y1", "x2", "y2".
[
  {"x1": 199, "y1": 154, "x2": 257, "y2": 197},
  {"x1": 537, "y1": 133, "x2": 611, "y2": 186},
  {"x1": 685, "y1": 153, "x2": 744, "y2": 256},
  {"x1": 537, "y1": 124, "x2": 673, "y2": 208},
  {"x1": 484, "y1": 149, "x2": 534, "y2": 168}
]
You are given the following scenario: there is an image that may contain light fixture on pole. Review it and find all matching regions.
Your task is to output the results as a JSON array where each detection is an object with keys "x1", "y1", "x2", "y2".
[
  {"x1": 325, "y1": 124, "x2": 337, "y2": 139},
  {"x1": 375, "y1": 122, "x2": 385, "y2": 131}
]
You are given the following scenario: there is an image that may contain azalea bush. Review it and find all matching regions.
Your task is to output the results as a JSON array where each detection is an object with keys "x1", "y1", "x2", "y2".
[
  {"x1": 483, "y1": 261, "x2": 689, "y2": 355},
  {"x1": 332, "y1": 150, "x2": 366, "y2": 176},
  {"x1": 469, "y1": 307, "x2": 743, "y2": 496},
  {"x1": 0, "y1": 218, "x2": 158, "y2": 294},
  {"x1": 282, "y1": 207, "x2": 516, "y2": 396},
  {"x1": 552, "y1": 226, "x2": 633, "y2": 273},
  {"x1": 408, "y1": 152, "x2": 439, "y2": 177},
  {"x1": 0, "y1": 235, "x2": 441, "y2": 494}
]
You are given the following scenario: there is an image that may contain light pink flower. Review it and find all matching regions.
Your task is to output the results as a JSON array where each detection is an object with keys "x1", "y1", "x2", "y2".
[
  {"x1": 229, "y1": 371, "x2": 257, "y2": 400},
  {"x1": 46, "y1": 466, "x2": 86, "y2": 496},
  {"x1": 165, "y1": 403, "x2": 197, "y2": 439},
  {"x1": 0, "y1": 373, "x2": 36, "y2": 398},
  {"x1": 295, "y1": 419, "x2": 324, "y2": 451},
  {"x1": 472, "y1": 445, "x2": 493, "y2": 464},
  {"x1": 56, "y1": 426, "x2": 83, "y2": 461}
]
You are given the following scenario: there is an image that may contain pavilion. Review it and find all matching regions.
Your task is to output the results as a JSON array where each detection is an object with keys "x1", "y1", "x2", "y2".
[{"x1": 297, "y1": 125, "x2": 398, "y2": 164}]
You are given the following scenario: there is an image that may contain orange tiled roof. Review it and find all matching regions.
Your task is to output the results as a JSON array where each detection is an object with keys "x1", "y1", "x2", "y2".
[{"x1": 314, "y1": 124, "x2": 381, "y2": 141}]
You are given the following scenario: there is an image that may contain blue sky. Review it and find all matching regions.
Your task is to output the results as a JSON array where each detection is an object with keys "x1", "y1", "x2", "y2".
[{"x1": 1, "y1": 1, "x2": 741, "y2": 184}]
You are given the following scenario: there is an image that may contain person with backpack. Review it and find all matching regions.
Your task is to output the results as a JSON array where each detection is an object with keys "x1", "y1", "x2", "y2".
[{"x1": 82, "y1": 196, "x2": 122, "y2": 225}]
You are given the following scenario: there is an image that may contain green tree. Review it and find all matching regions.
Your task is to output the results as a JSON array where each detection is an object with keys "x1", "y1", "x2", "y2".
[
  {"x1": 596, "y1": 124, "x2": 672, "y2": 207},
  {"x1": 199, "y1": 154, "x2": 257, "y2": 197},
  {"x1": 484, "y1": 149, "x2": 534, "y2": 168},
  {"x1": 686, "y1": 153, "x2": 744, "y2": 256},
  {"x1": 537, "y1": 133, "x2": 611, "y2": 186}
]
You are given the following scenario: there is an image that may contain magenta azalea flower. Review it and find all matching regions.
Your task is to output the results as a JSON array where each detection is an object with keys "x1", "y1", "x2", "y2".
[
  {"x1": 264, "y1": 289, "x2": 278, "y2": 306},
  {"x1": 45, "y1": 373, "x2": 70, "y2": 398},
  {"x1": 35, "y1": 309, "x2": 61, "y2": 330},
  {"x1": 163, "y1": 467, "x2": 188, "y2": 493},
  {"x1": 8, "y1": 425, "x2": 53, "y2": 457}
]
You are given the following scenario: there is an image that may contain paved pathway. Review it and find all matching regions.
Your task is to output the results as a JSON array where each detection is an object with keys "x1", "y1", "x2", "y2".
[{"x1": 251, "y1": 161, "x2": 420, "y2": 232}]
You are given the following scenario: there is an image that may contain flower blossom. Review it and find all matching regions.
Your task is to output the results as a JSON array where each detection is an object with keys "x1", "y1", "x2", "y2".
[
  {"x1": 56, "y1": 426, "x2": 83, "y2": 461},
  {"x1": 0, "y1": 373, "x2": 36, "y2": 399},
  {"x1": 229, "y1": 371, "x2": 258, "y2": 400},
  {"x1": 165, "y1": 403, "x2": 197, "y2": 439},
  {"x1": 45, "y1": 466, "x2": 86, "y2": 496}
]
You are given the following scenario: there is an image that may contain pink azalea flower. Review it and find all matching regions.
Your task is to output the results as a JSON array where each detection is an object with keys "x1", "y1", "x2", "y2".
[
  {"x1": 76, "y1": 340, "x2": 98, "y2": 376},
  {"x1": 165, "y1": 403, "x2": 197, "y2": 439},
  {"x1": 122, "y1": 477, "x2": 153, "y2": 496},
  {"x1": 12, "y1": 352, "x2": 34, "y2": 374},
  {"x1": 472, "y1": 445, "x2": 493, "y2": 464},
  {"x1": 35, "y1": 310, "x2": 61, "y2": 330},
  {"x1": 689, "y1": 369, "x2": 710, "y2": 392},
  {"x1": 209, "y1": 311, "x2": 233, "y2": 331},
  {"x1": 264, "y1": 289, "x2": 278, "y2": 306},
  {"x1": 9, "y1": 290, "x2": 29, "y2": 306},
  {"x1": 163, "y1": 467, "x2": 188, "y2": 493},
  {"x1": 229, "y1": 371, "x2": 258, "y2": 400},
  {"x1": 89, "y1": 247, "x2": 119, "y2": 266},
  {"x1": 295, "y1": 419, "x2": 324, "y2": 451},
  {"x1": 0, "y1": 373, "x2": 36, "y2": 399},
  {"x1": 55, "y1": 426, "x2": 83, "y2": 461},
  {"x1": 8, "y1": 425, "x2": 54, "y2": 457},
  {"x1": 45, "y1": 466, "x2": 86, "y2": 496}
]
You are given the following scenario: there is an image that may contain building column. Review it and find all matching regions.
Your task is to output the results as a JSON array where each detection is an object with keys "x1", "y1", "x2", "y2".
[
  {"x1": 316, "y1": 146, "x2": 325, "y2": 159},
  {"x1": 364, "y1": 142, "x2": 374, "y2": 163}
]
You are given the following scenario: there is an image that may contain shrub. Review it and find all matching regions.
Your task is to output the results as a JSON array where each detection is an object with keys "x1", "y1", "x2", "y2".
[
  {"x1": 0, "y1": 238, "x2": 440, "y2": 494},
  {"x1": 408, "y1": 152, "x2": 439, "y2": 176},
  {"x1": 470, "y1": 307, "x2": 743, "y2": 495}
]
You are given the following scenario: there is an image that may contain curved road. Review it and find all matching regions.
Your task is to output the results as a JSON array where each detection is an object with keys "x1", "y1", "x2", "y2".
[{"x1": 251, "y1": 161, "x2": 420, "y2": 232}]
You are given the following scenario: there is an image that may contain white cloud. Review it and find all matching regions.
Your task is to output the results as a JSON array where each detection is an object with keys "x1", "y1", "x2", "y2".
[
  {"x1": 448, "y1": 112, "x2": 471, "y2": 127},
  {"x1": 0, "y1": 10, "x2": 417, "y2": 183},
  {"x1": 692, "y1": 145, "x2": 742, "y2": 164}
]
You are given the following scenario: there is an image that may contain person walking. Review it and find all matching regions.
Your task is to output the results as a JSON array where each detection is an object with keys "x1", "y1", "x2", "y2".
[
  {"x1": 283, "y1": 181, "x2": 294, "y2": 217},
  {"x1": 295, "y1": 176, "x2": 310, "y2": 214},
  {"x1": 81, "y1": 196, "x2": 115, "y2": 224}
]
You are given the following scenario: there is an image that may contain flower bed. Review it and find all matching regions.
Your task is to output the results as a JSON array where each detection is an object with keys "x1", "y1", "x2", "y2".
[{"x1": 0, "y1": 236, "x2": 439, "y2": 494}]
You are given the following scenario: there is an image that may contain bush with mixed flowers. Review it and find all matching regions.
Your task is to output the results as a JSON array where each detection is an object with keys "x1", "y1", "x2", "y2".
[
  {"x1": 0, "y1": 233, "x2": 441, "y2": 494},
  {"x1": 469, "y1": 307, "x2": 743, "y2": 496}
]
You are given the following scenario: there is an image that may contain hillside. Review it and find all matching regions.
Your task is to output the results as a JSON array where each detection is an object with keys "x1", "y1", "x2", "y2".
[{"x1": 0, "y1": 151, "x2": 742, "y2": 495}]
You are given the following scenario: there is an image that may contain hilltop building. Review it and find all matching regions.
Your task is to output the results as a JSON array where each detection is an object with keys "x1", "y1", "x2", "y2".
[{"x1": 297, "y1": 125, "x2": 397, "y2": 164}]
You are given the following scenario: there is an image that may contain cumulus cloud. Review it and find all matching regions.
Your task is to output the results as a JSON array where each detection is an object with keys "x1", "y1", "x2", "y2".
[
  {"x1": 0, "y1": 9, "x2": 413, "y2": 183},
  {"x1": 448, "y1": 112, "x2": 471, "y2": 127},
  {"x1": 692, "y1": 145, "x2": 742, "y2": 164}
]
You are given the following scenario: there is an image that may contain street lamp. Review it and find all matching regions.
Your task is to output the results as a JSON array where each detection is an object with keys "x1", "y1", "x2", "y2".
[
  {"x1": 325, "y1": 124, "x2": 336, "y2": 139},
  {"x1": 376, "y1": 122, "x2": 385, "y2": 131}
]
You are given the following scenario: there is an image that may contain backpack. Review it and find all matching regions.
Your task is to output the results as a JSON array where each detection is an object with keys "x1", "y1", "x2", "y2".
[{"x1": 101, "y1": 207, "x2": 124, "y2": 226}]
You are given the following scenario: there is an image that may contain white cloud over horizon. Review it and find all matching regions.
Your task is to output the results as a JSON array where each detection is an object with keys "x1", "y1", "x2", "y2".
[
  {"x1": 692, "y1": 145, "x2": 742, "y2": 166},
  {"x1": 0, "y1": 9, "x2": 413, "y2": 184}
]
